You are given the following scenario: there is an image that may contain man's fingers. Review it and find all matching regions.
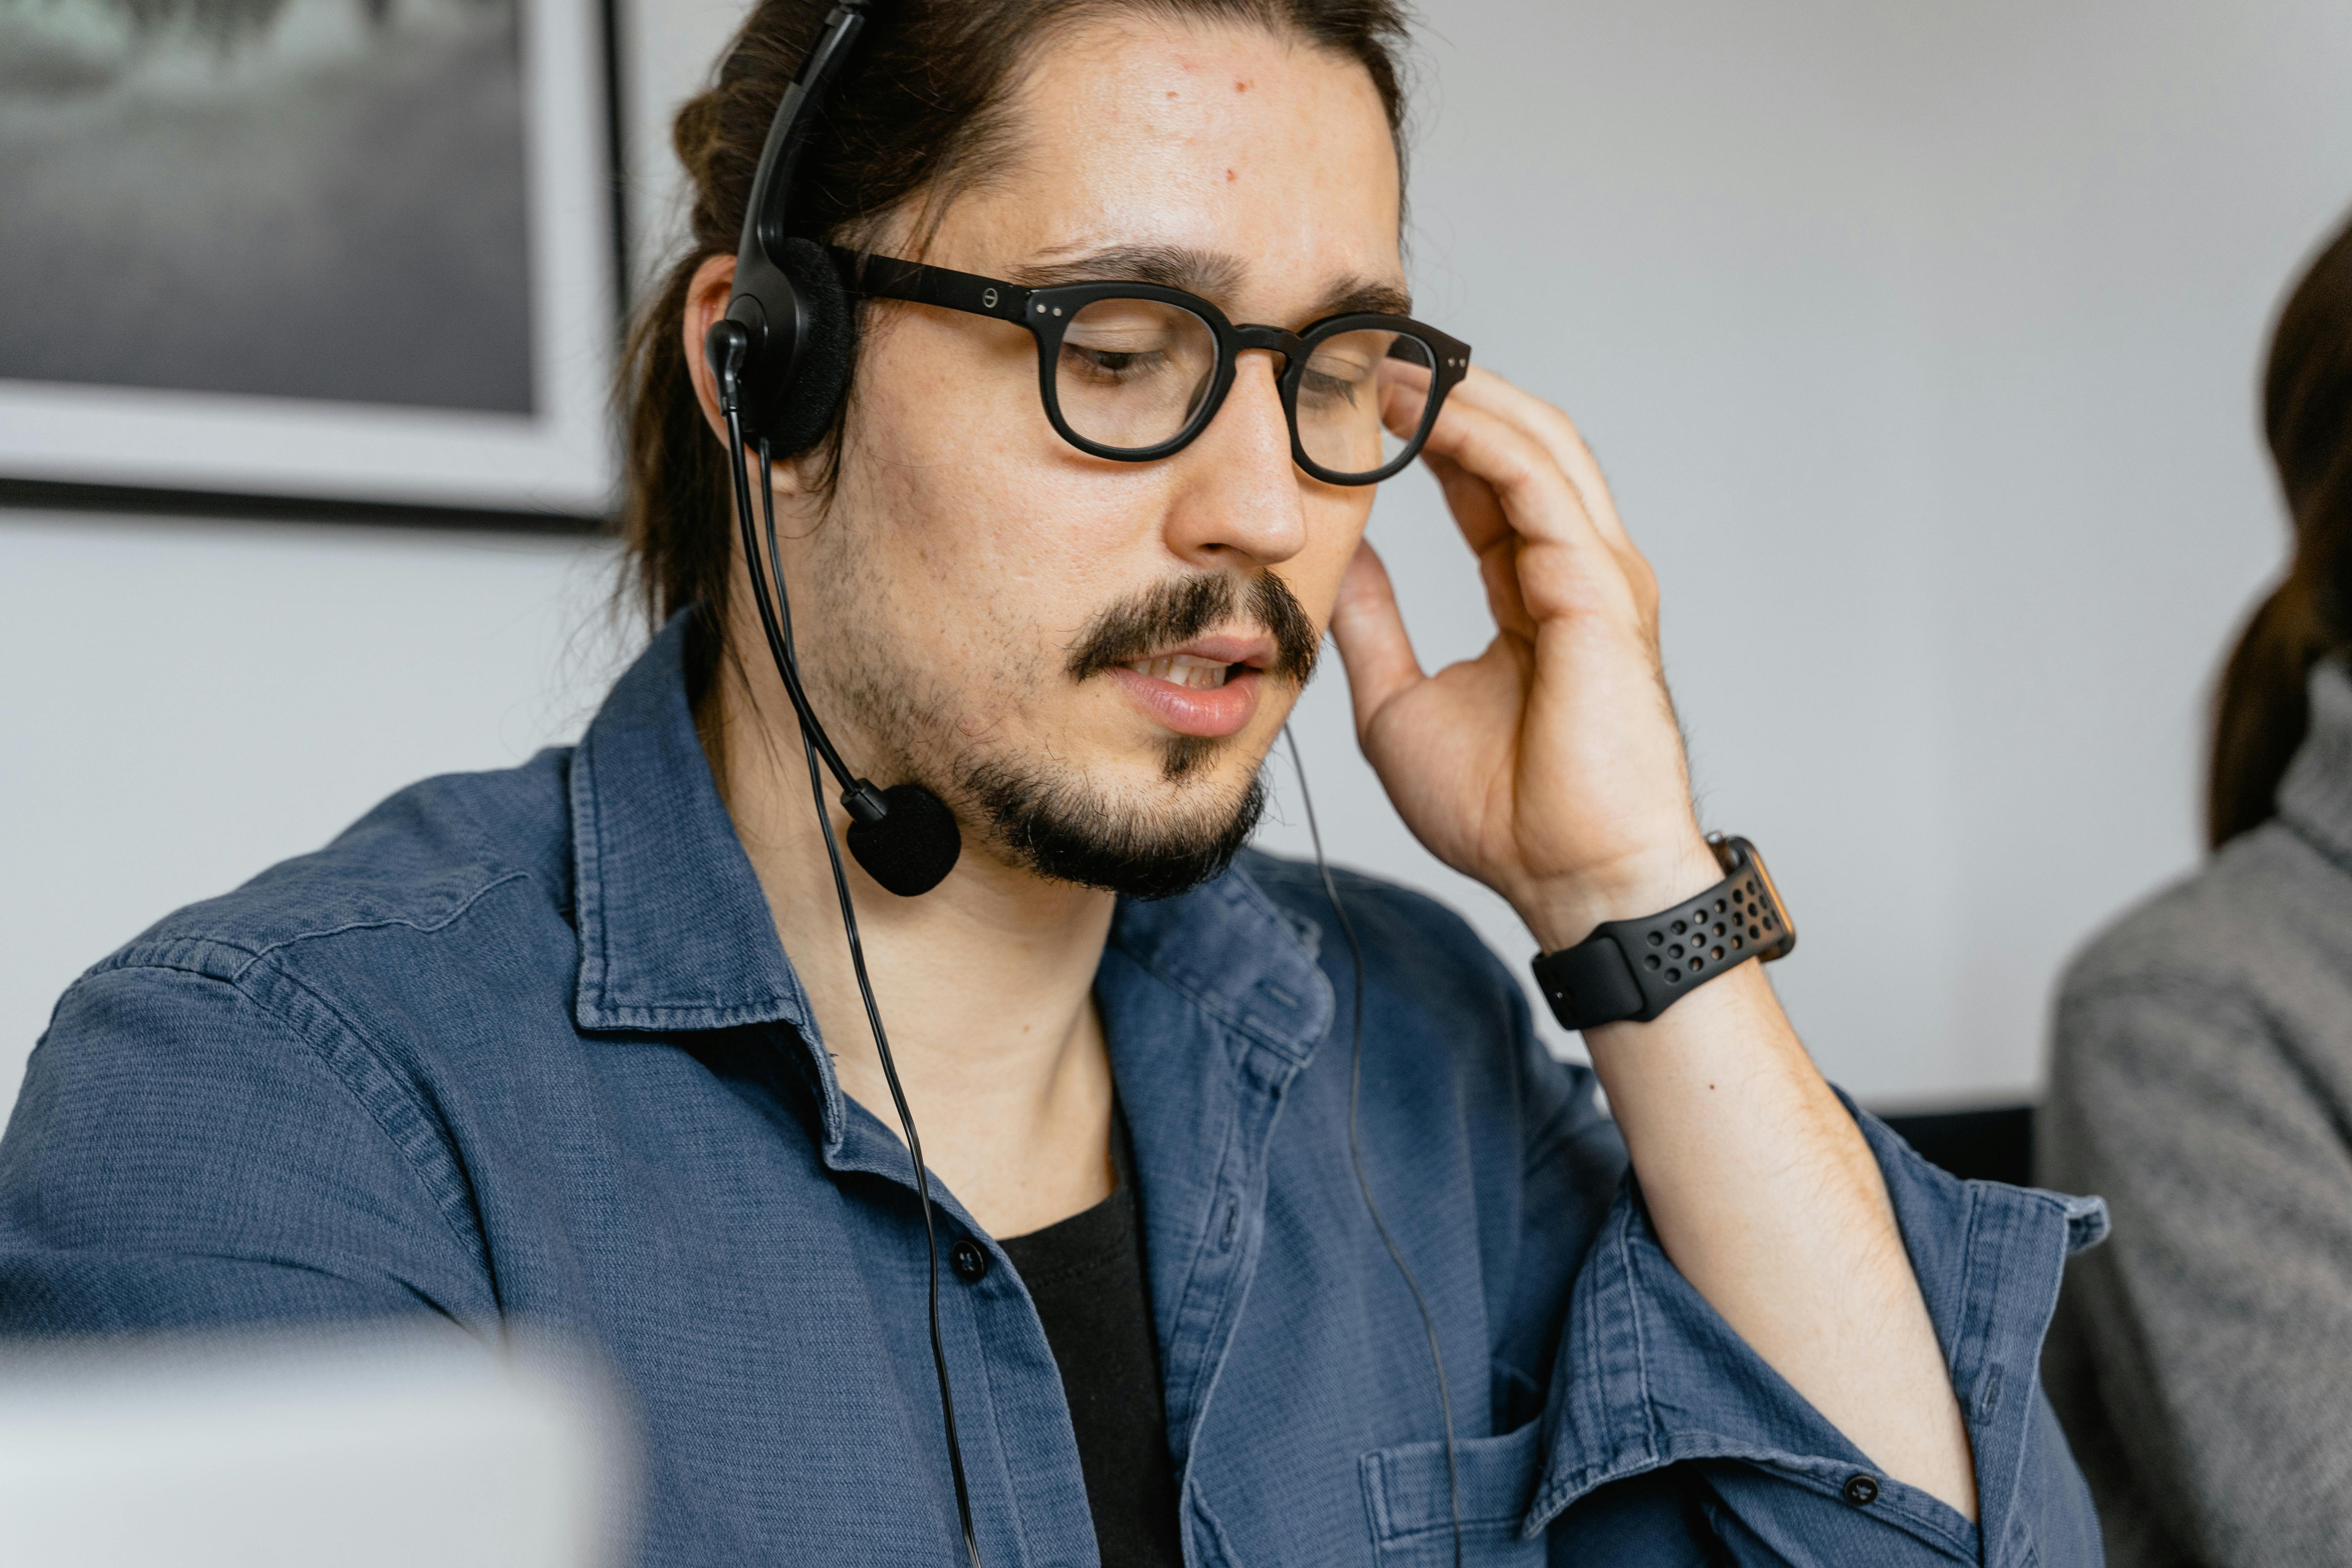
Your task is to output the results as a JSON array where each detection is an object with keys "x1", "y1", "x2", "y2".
[
  {"x1": 1327, "y1": 540, "x2": 1425, "y2": 739},
  {"x1": 1441, "y1": 367, "x2": 1632, "y2": 551},
  {"x1": 1419, "y1": 390, "x2": 1604, "y2": 558},
  {"x1": 1419, "y1": 391, "x2": 1652, "y2": 637}
]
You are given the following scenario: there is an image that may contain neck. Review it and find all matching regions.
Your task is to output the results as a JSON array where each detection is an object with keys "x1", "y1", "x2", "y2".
[{"x1": 704, "y1": 655, "x2": 1118, "y2": 1240}]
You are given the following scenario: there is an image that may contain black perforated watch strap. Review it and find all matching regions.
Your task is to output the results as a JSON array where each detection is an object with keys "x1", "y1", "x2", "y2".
[{"x1": 1530, "y1": 835, "x2": 1795, "y2": 1032}]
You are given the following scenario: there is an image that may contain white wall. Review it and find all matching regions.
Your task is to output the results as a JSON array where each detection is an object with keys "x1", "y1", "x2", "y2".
[
  {"x1": 0, "y1": 516, "x2": 630, "y2": 1113},
  {"x1": 7, "y1": 0, "x2": 2352, "y2": 1118},
  {"x1": 1257, "y1": 0, "x2": 2352, "y2": 1100}
]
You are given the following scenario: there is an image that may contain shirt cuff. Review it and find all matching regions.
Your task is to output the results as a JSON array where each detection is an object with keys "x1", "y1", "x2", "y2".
[{"x1": 1526, "y1": 1096, "x2": 2108, "y2": 1565}]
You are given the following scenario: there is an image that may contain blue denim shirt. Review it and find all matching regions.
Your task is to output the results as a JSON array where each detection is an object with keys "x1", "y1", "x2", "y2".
[{"x1": 1, "y1": 615, "x2": 2104, "y2": 1566}]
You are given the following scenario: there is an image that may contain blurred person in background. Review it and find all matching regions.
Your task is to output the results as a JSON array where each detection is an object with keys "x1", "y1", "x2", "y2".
[{"x1": 2043, "y1": 207, "x2": 2352, "y2": 1567}]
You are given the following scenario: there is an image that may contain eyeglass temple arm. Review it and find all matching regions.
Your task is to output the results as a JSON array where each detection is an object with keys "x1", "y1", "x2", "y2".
[{"x1": 830, "y1": 248, "x2": 1032, "y2": 323}]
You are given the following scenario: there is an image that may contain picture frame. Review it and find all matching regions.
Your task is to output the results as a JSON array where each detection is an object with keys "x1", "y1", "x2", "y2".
[{"x1": 0, "y1": 0, "x2": 622, "y2": 524}]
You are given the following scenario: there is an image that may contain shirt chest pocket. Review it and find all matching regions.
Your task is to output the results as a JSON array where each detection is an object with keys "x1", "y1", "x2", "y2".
[{"x1": 1359, "y1": 1418, "x2": 1547, "y2": 1567}]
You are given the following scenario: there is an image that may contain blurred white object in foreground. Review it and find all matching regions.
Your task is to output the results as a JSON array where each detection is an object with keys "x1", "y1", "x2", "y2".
[{"x1": 0, "y1": 1326, "x2": 626, "y2": 1568}]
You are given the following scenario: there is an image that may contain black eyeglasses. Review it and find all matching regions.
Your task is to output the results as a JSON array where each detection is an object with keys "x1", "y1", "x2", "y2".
[{"x1": 835, "y1": 248, "x2": 1472, "y2": 486}]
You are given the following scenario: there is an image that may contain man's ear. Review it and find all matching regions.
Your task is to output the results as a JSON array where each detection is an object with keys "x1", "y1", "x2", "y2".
[
  {"x1": 683, "y1": 254, "x2": 739, "y2": 444},
  {"x1": 680, "y1": 252, "x2": 825, "y2": 497}
]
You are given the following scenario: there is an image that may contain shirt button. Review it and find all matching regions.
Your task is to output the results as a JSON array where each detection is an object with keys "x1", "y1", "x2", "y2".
[
  {"x1": 949, "y1": 1239, "x2": 990, "y2": 1283},
  {"x1": 1842, "y1": 1474, "x2": 1879, "y2": 1507}
]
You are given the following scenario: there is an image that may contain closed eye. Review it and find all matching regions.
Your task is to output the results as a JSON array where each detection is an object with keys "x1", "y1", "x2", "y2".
[
  {"x1": 1298, "y1": 367, "x2": 1365, "y2": 408},
  {"x1": 1063, "y1": 343, "x2": 1170, "y2": 383}
]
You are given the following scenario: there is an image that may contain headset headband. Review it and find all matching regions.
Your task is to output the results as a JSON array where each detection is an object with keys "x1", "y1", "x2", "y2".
[{"x1": 722, "y1": 0, "x2": 873, "y2": 449}]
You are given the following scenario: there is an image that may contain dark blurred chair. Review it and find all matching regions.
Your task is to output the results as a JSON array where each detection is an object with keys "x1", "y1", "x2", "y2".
[{"x1": 1876, "y1": 1105, "x2": 2035, "y2": 1187}]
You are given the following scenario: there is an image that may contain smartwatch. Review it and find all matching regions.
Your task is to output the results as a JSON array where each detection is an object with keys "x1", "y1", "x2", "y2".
[{"x1": 1530, "y1": 833, "x2": 1795, "y2": 1031}]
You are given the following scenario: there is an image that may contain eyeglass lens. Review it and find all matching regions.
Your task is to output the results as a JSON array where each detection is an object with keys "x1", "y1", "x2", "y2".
[
  {"x1": 1053, "y1": 298, "x2": 1437, "y2": 479},
  {"x1": 1054, "y1": 299, "x2": 1220, "y2": 454},
  {"x1": 1295, "y1": 328, "x2": 1435, "y2": 479}
]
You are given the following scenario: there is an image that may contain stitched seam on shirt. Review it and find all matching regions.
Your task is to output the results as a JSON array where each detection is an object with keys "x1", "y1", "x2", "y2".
[
  {"x1": 1949, "y1": 1179, "x2": 2007, "y2": 1541},
  {"x1": 1366, "y1": 1439, "x2": 1537, "y2": 1541},
  {"x1": 1960, "y1": 1180, "x2": 2087, "y2": 1560},
  {"x1": 1160, "y1": 1037, "x2": 1290, "y2": 1479},
  {"x1": 1626, "y1": 1196, "x2": 1659, "y2": 1463},
  {"x1": 96, "y1": 1245, "x2": 474, "y2": 1325},
  {"x1": 1112, "y1": 869, "x2": 1332, "y2": 1057},
  {"x1": 1112, "y1": 943, "x2": 1306, "y2": 1059},
  {"x1": 209, "y1": 870, "x2": 534, "y2": 982},
  {"x1": 2005, "y1": 1194, "x2": 2076, "y2": 1560},
  {"x1": 227, "y1": 962, "x2": 494, "y2": 1281},
  {"x1": 1526, "y1": 1190, "x2": 1655, "y2": 1530},
  {"x1": 1380, "y1": 1508, "x2": 1533, "y2": 1541},
  {"x1": 1162, "y1": 1123, "x2": 1251, "y2": 1439},
  {"x1": 1596, "y1": 1434, "x2": 1982, "y2": 1559},
  {"x1": 1156, "y1": 1059, "x2": 1244, "y2": 1438},
  {"x1": 1359, "y1": 1448, "x2": 1398, "y2": 1544},
  {"x1": 1187, "y1": 1481, "x2": 1246, "y2": 1568},
  {"x1": 66, "y1": 960, "x2": 493, "y2": 1298},
  {"x1": 956, "y1": 1276, "x2": 1045, "y2": 1568},
  {"x1": 569, "y1": 734, "x2": 612, "y2": 1012},
  {"x1": 1952, "y1": 1178, "x2": 1991, "y2": 1399},
  {"x1": 1710, "y1": 1445, "x2": 1983, "y2": 1558}
]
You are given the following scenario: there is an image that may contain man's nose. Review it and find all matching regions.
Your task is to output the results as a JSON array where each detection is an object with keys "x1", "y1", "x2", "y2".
[{"x1": 1160, "y1": 350, "x2": 1309, "y2": 570}]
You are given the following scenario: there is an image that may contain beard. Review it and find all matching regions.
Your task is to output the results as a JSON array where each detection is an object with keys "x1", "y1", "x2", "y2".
[
  {"x1": 813, "y1": 556, "x2": 1319, "y2": 901},
  {"x1": 964, "y1": 750, "x2": 1270, "y2": 900}
]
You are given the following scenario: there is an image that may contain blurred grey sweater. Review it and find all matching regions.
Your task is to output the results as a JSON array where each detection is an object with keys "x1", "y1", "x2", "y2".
[{"x1": 2043, "y1": 658, "x2": 2352, "y2": 1568}]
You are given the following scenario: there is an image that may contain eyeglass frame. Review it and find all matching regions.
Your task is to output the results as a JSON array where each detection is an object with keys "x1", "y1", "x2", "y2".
[{"x1": 831, "y1": 247, "x2": 1473, "y2": 486}]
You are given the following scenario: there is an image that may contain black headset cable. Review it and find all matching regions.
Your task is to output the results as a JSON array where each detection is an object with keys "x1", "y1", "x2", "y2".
[
  {"x1": 1284, "y1": 725, "x2": 1465, "y2": 1568},
  {"x1": 720, "y1": 410, "x2": 985, "y2": 1568}
]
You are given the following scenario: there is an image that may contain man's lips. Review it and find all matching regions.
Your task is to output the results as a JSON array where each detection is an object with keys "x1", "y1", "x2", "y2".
[{"x1": 1102, "y1": 634, "x2": 1274, "y2": 739}]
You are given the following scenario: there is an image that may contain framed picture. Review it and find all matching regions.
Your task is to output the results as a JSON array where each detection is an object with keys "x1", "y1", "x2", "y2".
[{"x1": 0, "y1": 0, "x2": 620, "y2": 521}]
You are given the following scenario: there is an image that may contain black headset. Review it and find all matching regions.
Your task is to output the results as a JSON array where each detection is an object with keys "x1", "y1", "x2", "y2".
[
  {"x1": 703, "y1": 0, "x2": 962, "y2": 904},
  {"x1": 700, "y1": 6, "x2": 1465, "y2": 1565},
  {"x1": 704, "y1": 6, "x2": 985, "y2": 1563}
]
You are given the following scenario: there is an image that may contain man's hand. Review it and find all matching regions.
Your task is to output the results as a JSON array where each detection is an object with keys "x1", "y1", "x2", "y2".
[
  {"x1": 1328, "y1": 366, "x2": 1718, "y2": 949},
  {"x1": 1327, "y1": 363, "x2": 1983, "y2": 1524}
]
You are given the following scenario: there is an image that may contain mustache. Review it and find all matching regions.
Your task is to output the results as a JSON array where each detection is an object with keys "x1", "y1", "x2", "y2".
[{"x1": 1065, "y1": 572, "x2": 1321, "y2": 686}]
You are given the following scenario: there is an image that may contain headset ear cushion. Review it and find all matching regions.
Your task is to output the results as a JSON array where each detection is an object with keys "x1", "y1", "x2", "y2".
[{"x1": 768, "y1": 237, "x2": 858, "y2": 457}]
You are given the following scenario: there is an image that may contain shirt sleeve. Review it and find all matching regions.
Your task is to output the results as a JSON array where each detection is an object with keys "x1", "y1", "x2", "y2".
[
  {"x1": 0, "y1": 958, "x2": 495, "y2": 1338},
  {"x1": 2044, "y1": 975, "x2": 2352, "y2": 1567},
  {"x1": 1529, "y1": 1097, "x2": 2108, "y2": 1566}
]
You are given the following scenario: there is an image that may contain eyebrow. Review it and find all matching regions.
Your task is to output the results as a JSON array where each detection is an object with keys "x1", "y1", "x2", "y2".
[{"x1": 1009, "y1": 242, "x2": 1414, "y2": 323}]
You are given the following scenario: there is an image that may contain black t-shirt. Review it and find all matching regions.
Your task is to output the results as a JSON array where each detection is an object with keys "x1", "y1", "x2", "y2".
[{"x1": 997, "y1": 1112, "x2": 1183, "y2": 1568}]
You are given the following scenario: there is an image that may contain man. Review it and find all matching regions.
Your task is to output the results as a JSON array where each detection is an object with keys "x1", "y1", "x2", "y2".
[{"x1": 0, "y1": 1, "x2": 2102, "y2": 1562}]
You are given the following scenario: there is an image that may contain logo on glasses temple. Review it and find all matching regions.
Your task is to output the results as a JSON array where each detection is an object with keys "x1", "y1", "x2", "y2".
[{"x1": 982, "y1": 288, "x2": 998, "y2": 308}]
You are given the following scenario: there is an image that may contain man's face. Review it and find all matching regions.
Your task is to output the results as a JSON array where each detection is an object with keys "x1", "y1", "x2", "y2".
[{"x1": 795, "y1": 17, "x2": 1403, "y2": 895}]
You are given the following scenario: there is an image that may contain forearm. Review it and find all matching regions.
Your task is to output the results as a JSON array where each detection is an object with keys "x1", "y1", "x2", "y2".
[
  {"x1": 1592, "y1": 965, "x2": 1975, "y2": 1515},
  {"x1": 1526, "y1": 853, "x2": 1978, "y2": 1520}
]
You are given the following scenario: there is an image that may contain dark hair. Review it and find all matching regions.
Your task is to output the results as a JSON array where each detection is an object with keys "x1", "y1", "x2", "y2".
[
  {"x1": 615, "y1": 0, "x2": 1414, "y2": 695},
  {"x1": 2209, "y1": 209, "x2": 2352, "y2": 848}
]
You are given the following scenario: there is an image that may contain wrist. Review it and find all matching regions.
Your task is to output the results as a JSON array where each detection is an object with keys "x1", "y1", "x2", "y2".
[{"x1": 1515, "y1": 835, "x2": 1721, "y2": 953}]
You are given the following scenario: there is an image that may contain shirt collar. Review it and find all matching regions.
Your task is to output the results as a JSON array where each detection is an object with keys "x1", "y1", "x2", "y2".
[
  {"x1": 568, "y1": 611, "x2": 817, "y2": 1036},
  {"x1": 1106, "y1": 866, "x2": 1336, "y2": 1068},
  {"x1": 2280, "y1": 655, "x2": 2352, "y2": 868},
  {"x1": 566, "y1": 610, "x2": 1335, "y2": 1065}
]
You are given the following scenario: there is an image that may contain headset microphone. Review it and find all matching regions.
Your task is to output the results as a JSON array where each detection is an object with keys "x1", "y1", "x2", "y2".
[
  {"x1": 706, "y1": 253, "x2": 961, "y2": 898},
  {"x1": 708, "y1": 0, "x2": 960, "y2": 901}
]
